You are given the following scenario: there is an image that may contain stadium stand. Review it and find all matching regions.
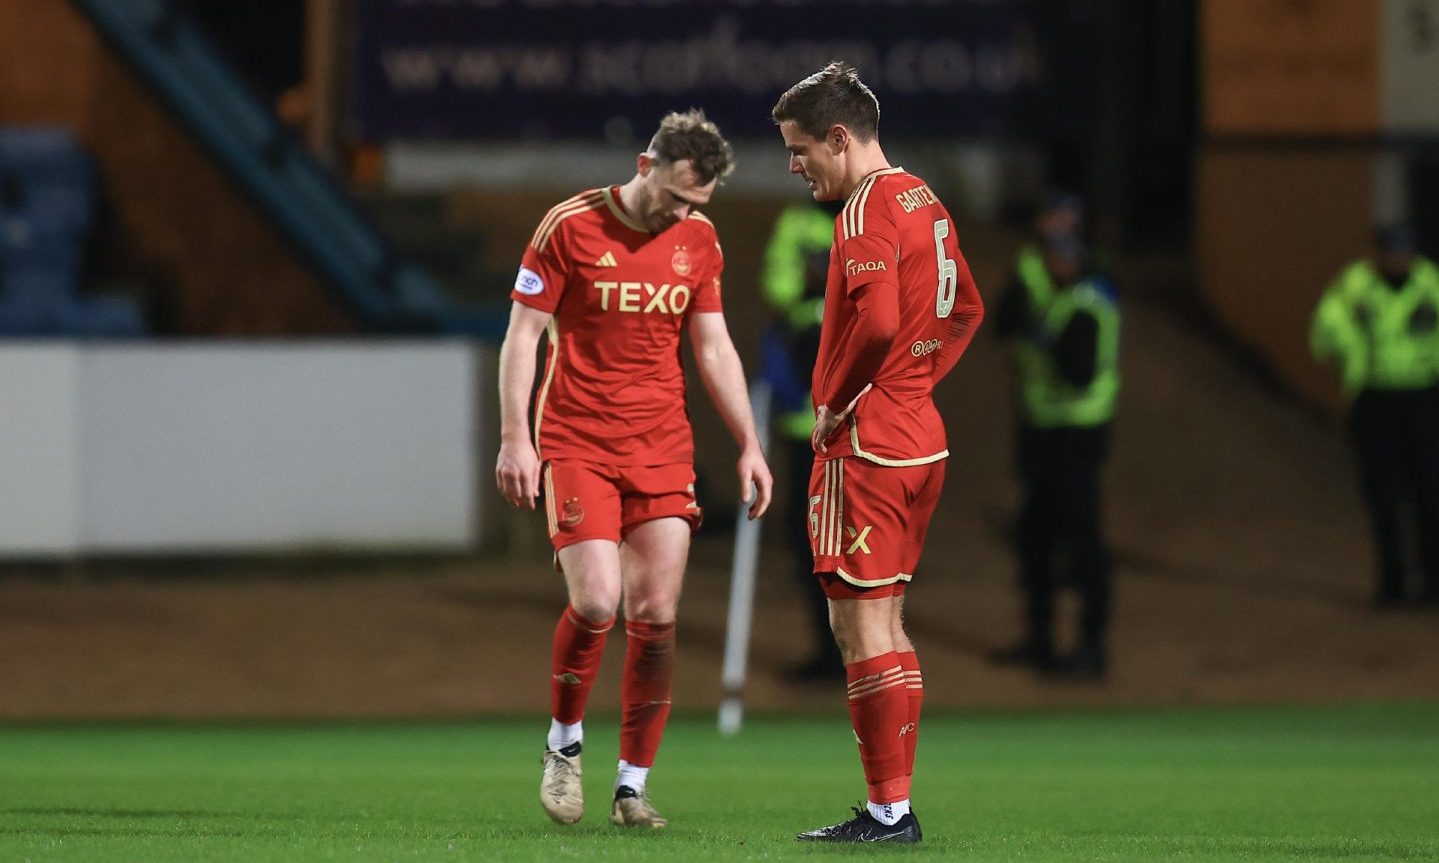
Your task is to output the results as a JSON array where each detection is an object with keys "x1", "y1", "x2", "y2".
[
  {"x1": 0, "y1": 127, "x2": 146, "y2": 336},
  {"x1": 71, "y1": 0, "x2": 448, "y2": 331}
]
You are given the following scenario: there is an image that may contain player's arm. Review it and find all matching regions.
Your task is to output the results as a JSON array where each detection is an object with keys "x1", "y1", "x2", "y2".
[
  {"x1": 822, "y1": 281, "x2": 900, "y2": 412},
  {"x1": 813, "y1": 203, "x2": 902, "y2": 451},
  {"x1": 688, "y1": 311, "x2": 773, "y2": 520},
  {"x1": 932, "y1": 252, "x2": 984, "y2": 383},
  {"x1": 496, "y1": 301, "x2": 552, "y2": 510}
]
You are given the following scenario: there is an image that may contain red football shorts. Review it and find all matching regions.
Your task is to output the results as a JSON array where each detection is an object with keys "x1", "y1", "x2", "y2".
[
  {"x1": 543, "y1": 460, "x2": 702, "y2": 550},
  {"x1": 808, "y1": 456, "x2": 947, "y2": 600}
]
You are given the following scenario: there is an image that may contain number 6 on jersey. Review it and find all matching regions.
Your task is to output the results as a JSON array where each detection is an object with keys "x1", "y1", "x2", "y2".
[{"x1": 934, "y1": 219, "x2": 957, "y2": 319}]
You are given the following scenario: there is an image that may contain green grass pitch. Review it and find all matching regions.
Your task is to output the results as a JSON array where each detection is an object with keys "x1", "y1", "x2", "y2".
[{"x1": 1, "y1": 703, "x2": 1436, "y2": 861}]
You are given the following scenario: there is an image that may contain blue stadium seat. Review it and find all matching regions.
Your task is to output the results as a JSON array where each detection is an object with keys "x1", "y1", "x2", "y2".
[
  {"x1": 0, "y1": 126, "x2": 147, "y2": 337},
  {"x1": 55, "y1": 295, "x2": 147, "y2": 337}
]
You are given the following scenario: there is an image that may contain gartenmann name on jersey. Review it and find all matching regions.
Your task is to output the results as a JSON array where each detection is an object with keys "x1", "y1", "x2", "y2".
[
  {"x1": 593, "y1": 281, "x2": 694, "y2": 314},
  {"x1": 895, "y1": 184, "x2": 940, "y2": 214},
  {"x1": 846, "y1": 258, "x2": 888, "y2": 277}
]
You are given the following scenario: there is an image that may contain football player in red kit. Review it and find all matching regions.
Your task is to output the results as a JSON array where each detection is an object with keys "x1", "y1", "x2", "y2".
[
  {"x1": 496, "y1": 110, "x2": 772, "y2": 829},
  {"x1": 773, "y1": 63, "x2": 985, "y2": 843}
]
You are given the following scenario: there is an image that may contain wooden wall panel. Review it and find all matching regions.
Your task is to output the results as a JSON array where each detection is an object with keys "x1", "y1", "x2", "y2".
[{"x1": 1195, "y1": 146, "x2": 1374, "y2": 413}]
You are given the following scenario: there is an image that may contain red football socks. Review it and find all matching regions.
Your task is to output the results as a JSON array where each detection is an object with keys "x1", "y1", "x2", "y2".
[
  {"x1": 549, "y1": 604, "x2": 614, "y2": 724},
  {"x1": 897, "y1": 650, "x2": 923, "y2": 777},
  {"x1": 846, "y1": 652, "x2": 911, "y2": 804},
  {"x1": 619, "y1": 619, "x2": 676, "y2": 768}
]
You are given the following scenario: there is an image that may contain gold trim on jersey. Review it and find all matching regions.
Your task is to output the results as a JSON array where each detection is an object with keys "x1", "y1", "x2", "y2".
[
  {"x1": 687, "y1": 211, "x2": 715, "y2": 227},
  {"x1": 533, "y1": 318, "x2": 561, "y2": 456},
  {"x1": 848, "y1": 414, "x2": 949, "y2": 467},
  {"x1": 601, "y1": 186, "x2": 649, "y2": 233},
  {"x1": 841, "y1": 166, "x2": 905, "y2": 240},
  {"x1": 835, "y1": 566, "x2": 914, "y2": 588},
  {"x1": 531, "y1": 190, "x2": 605, "y2": 253}
]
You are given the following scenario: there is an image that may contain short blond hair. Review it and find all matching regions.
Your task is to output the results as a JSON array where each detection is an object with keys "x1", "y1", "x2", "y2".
[{"x1": 648, "y1": 109, "x2": 735, "y2": 185}]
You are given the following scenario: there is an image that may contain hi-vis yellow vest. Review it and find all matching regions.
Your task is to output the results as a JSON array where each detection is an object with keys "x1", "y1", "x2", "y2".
[
  {"x1": 1015, "y1": 253, "x2": 1120, "y2": 428},
  {"x1": 763, "y1": 206, "x2": 834, "y2": 440},
  {"x1": 1310, "y1": 258, "x2": 1439, "y2": 395}
]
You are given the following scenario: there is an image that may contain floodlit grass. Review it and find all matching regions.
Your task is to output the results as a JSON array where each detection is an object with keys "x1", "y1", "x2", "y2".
[{"x1": 1, "y1": 703, "x2": 1436, "y2": 861}]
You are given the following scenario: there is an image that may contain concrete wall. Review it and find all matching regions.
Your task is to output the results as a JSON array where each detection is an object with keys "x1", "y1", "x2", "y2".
[{"x1": 0, "y1": 342, "x2": 480, "y2": 556}]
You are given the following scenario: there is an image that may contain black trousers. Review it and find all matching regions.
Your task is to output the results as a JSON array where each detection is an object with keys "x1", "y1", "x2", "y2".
[
  {"x1": 1015, "y1": 423, "x2": 1112, "y2": 649},
  {"x1": 1347, "y1": 387, "x2": 1439, "y2": 601}
]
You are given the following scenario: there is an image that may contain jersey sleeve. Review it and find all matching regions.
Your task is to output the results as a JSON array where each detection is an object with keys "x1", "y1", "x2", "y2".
[
  {"x1": 687, "y1": 223, "x2": 725, "y2": 315},
  {"x1": 932, "y1": 245, "x2": 984, "y2": 383},
  {"x1": 512, "y1": 217, "x2": 573, "y2": 314},
  {"x1": 837, "y1": 194, "x2": 900, "y2": 297}
]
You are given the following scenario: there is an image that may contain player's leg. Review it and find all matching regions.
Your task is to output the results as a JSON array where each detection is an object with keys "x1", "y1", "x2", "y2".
[
  {"x1": 891, "y1": 458, "x2": 943, "y2": 781},
  {"x1": 608, "y1": 464, "x2": 701, "y2": 828},
  {"x1": 798, "y1": 458, "x2": 921, "y2": 843},
  {"x1": 613, "y1": 516, "x2": 688, "y2": 823},
  {"x1": 551, "y1": 539, "x2": 624, "y2": 741},
  {"x1": 892, "y1": 595, "x2": 922, "y2": 778},
  {"x1": 830, "y1": 594, "x2": 911, "y2": 812},
  {"x1": 540, "y1": 462, "x2": 624, "y2": 824}
]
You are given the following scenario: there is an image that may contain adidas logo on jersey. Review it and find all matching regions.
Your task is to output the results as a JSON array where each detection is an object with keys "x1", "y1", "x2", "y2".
[{"x1": 595, "y1": 251, "x2": 618, "y2": 267}]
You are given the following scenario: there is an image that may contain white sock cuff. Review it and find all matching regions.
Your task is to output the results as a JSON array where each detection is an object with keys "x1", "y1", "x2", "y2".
[
  {"x1": 547, "y1": 719, "x2": 583, "y2": 751},
  {"x1": 867, "y1": 798, "x2": 911, "y2": 825},
  {"x1": 616, "y1": 760, "x2": 650, "y2": 792}
]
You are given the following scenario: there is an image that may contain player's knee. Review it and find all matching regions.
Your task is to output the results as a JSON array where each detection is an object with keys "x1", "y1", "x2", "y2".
[
  {"x1": 570, "y1": 590, "x2": 620, "y2": 624},
  {"x1": 623, "y1": 593, "x2": 678, "y2": 624}
]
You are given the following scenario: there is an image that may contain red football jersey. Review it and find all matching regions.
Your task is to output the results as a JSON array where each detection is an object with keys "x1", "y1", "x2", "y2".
[
  {"x1": 813, "y1": 168, "x2": 982, "y2": 465},
  {"x1": 513, "y1": 186, "x2": 724, "y2": 465}
]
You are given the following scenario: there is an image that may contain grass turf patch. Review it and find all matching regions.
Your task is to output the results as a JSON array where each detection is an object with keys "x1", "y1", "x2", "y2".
[{"x1": 1, "y1": 702, "x2": 1436, "y2": 861}]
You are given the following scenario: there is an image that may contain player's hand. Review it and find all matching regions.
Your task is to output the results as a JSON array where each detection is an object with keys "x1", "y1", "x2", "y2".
[
  {"x1": 496, "y1": 437, "x2": 542, "y2": 510},
  {"x1": 738, "y1": 445, "x2": 773, "y2": 520},
  {"x1": 812, "y1": 404, "x2": 846, "y2": 454}
]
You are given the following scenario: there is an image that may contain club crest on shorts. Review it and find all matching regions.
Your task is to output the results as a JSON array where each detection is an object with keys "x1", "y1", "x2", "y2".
[
  {"x1": 671, "y1": 247, "x2": 692, "y2": 277},
  {"x1": 561, "y1": 497, "x2": 585, "y2": 527}
]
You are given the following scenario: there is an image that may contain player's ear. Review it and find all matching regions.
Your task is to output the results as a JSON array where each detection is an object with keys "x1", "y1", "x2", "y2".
[
  {"x1": 828, "y1": 124, "x2": 849, "y2": 154},
  {"x1": 637, "y1": 151, "x2": 655, "y2": 176}
]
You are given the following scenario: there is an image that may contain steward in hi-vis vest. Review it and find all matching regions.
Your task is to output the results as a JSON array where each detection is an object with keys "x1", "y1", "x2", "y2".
[
  {"x1": 758, "y1": 202, "x2": 846, "y2": 680},
  {"x1": 1014, "y1": 260, "x2": 1121, "y2": 430},
  {"x1": 992, "y1": 232, "x2": 1119, "y2": 678},
  {"x1": 1310, "y1": 224, "x2": 1439, "y2": 608}
]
